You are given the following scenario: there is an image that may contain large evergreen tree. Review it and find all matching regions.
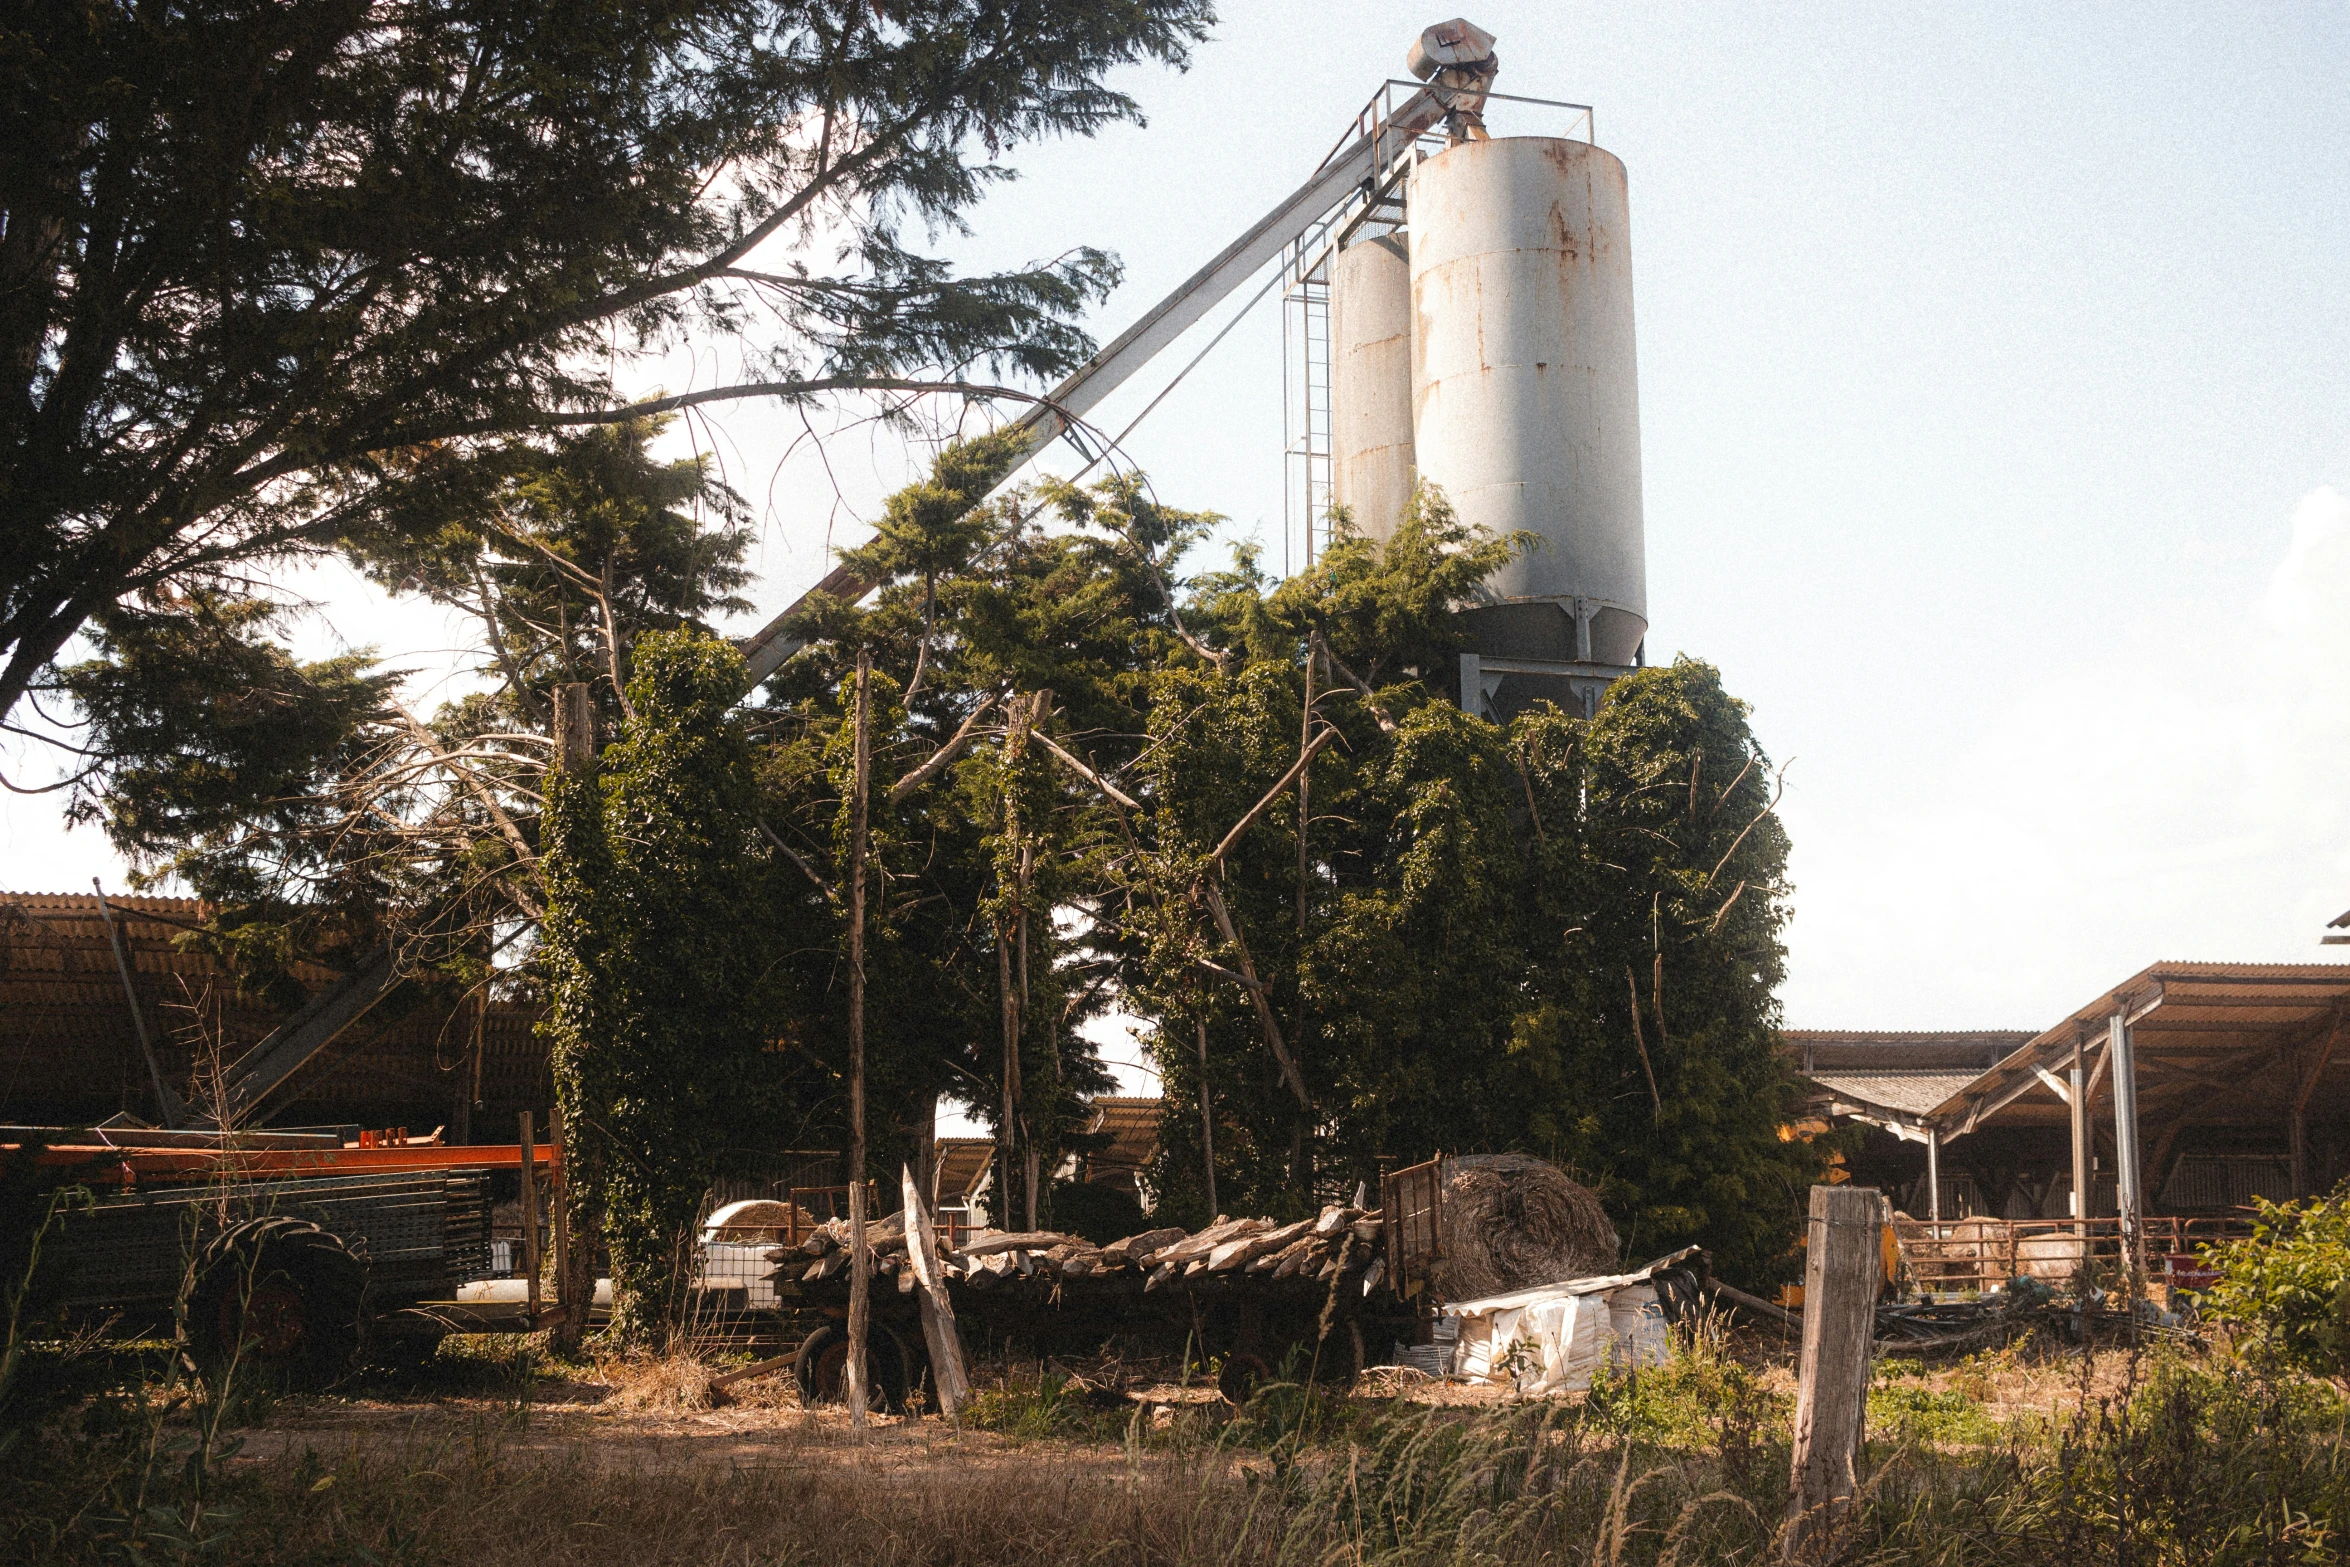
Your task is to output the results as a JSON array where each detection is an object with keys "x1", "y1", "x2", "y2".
[
  {"x1": 59, "y1": 419, "x2": 756, "y2": 1004},
  {"x1": 0, "y1": 0, "x2": 1215, "y2": 735}
]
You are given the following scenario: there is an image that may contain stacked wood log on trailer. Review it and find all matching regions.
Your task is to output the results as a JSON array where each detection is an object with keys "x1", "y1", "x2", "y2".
[{"x1": 785, "y1": 1202, "x2": 1391, "y2": 1295}]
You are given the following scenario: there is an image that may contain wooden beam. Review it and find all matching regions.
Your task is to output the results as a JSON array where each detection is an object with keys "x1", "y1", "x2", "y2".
[
  {"x1": 2070, "y1": 1034, "x2": 2092, "y2": 1233},
  {"x1": 2144, "y1": 1118, "x2": 2187, "y2": 1212},
  {"x1": 2294, "y1": 1009, "x2": 2347, "y2": 1117}
]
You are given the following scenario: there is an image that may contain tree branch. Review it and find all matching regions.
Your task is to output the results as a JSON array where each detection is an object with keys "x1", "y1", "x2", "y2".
[
  {"x1": 411, "y1": 378, "x2": 1074, "y2": 442},
  {"x1": 1310, "y1": 632, "x2": 1396, "y2": 734},
  {"x1": 1030, "y1": 730, "x2": 1142, "y2": 812},
  {"x1": 758, "y1": 816, "x2": 840, "y2": 906},
  {"x1": 1626, "y1": 968, "x2": 1662, "y2": 1118},
  {"x1": 397, "y1": 710, "x2": 544, "y2": 921},
  {"x1": 1208, "y1": 727, "x2": 1340, "y2": 870},
  {"x1": 887, "y1": 688, "x2": 1006, "y2": 804},
  {"x1": 1196, "y1": 881, "x2": 1311, "y2": 1110},
  {"x1": 1706, "y1": 760, "x2": 1791, "y2": 887}
]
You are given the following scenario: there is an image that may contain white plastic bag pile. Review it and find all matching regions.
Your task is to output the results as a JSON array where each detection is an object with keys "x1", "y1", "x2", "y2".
[{"x1": 1443, "y1": 1260, "x2": 1681, "y2": 1395}]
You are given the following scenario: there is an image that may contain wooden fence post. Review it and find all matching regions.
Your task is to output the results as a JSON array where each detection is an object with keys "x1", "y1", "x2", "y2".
[
  {"x1": 517, "y1": 1110, "x2": 541, "y2": 1323},
  {"x1": 845, "y1": 649, "x2": 872, "y2": 1434},
  {"x1": 901, "y1": 1164, "x2": 971, "y2": 1418},
  {"x1": 1786, "y1": 1183, "x2": 1882, "y2": 1559},
  {"x1": 549, "y1": 1104, "x2": 571, "y2": 1325}
]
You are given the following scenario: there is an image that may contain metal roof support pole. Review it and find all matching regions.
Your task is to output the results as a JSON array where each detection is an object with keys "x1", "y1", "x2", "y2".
[
  {"x1": 91, "y1": 881, "x2": 186, "y2": 1127},
  {"x1": 1925, "y1": 1128, "x2": 1942, "y2": 1227},
  {"x1": 2291, "y1": 1092, "x2": 2309, "y2": 1200},
  {"x1": 2109, "y1": 1010, "x2": 2143, "y2": 1285},
  {"x1": 2069, "y1": 1033, "x2": 2092, "y2": 1242}
]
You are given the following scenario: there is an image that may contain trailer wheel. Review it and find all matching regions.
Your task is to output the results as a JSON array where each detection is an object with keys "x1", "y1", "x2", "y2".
[
  {"x1": 1217, "y1": 1351, "x2": 1274, "y2": 1407},
  {"x1": 793, "y1": 1322, "x2": 909, "y2": 1413},
  {"x1": 185, "y1": 1218, "x2": 366, "y2": 1392},
  {"x1": 1330, "y1": 1320, "x2": 1368, "y2": 1389}
]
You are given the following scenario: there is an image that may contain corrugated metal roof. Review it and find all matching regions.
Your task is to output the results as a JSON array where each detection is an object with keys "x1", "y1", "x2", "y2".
[
  {"x1": 0, "y1": 890, "x2": 548, "y2": 1132},
  {"x1": 1907, "y1": 962, "x2": 2350, "y2": 1135},
  {"x1": 1081, "y1": 1095, "x2": 1160, "y2": 1187},
  {"x1": 933, "y1": 1138, "x2": 995, "y2": 1201},
  {"x1": 1786, "y1": 1030, "x2": 2029, "y2": 1077},
  {"x1": 1811, "y1": 1073, "x2": 1985, "y2": 1119}
]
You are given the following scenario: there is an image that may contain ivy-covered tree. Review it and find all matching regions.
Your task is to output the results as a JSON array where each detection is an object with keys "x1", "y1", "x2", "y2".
[
  {"x1": 756, "y1": 449, "x2": 1204, "y2": 1227},
  {"x1": 540, "y1": 629, "x2": 801, "y2": 1340},
  {"x1": 1122, "y1": 494, "x2": 1828, "y2": 1282}
]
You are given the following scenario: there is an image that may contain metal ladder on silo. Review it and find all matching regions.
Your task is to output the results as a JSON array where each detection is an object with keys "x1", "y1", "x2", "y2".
[{"x1": 1281, "y1": 250, "x2": 1332, "y2": 575}]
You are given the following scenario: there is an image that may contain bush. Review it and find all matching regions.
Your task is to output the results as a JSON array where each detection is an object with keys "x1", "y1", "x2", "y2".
[
  {"x1": 961, "y1": 1369, "x2": 1136, "y2": 1443},
  {"x1": 2197, "y1": 1185, "x2": 2350, "y2": 1375},
  {"x1": 1048, "y1": 1179, "x2": 1149, "y2": 1245}
]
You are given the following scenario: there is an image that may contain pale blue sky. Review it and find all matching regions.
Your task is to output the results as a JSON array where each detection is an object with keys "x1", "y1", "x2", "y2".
[{"x1": 7, "y1": 2, "x2": 2348, "y2": 1048}]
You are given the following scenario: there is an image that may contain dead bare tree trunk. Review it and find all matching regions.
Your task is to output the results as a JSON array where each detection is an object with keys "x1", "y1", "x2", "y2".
[
  {"x1": 996, "y1": 931, "x2": 1020, "y2": 1228},
  {"x1": 846, "y1": 649, "x2": 873, "y2": 1435},
  {"x1": 1196, "y1": 1014, "x2": 1219, "y2": 1216},
  {"x1": 1020, "y1": 692, "x2": 1050, "y2": 1231},
  {"x1": 917, "y1": 1092, "x2": 938, "y2": 1210},
  {"x1": 1292, "y1": 649, "x2": 1314, "y2": 1192},
  {"x1": 996, "y1": 690, "x2": 1035, "y2": 1231}
]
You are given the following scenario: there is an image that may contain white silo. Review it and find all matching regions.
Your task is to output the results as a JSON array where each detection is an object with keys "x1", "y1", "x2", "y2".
[
  {"x1": 1329, "y1": 234, "x2": 1416, "y2": 541},
  {"x1": 1410, "y1": 135, "x2": 1646, "y2": 714}
]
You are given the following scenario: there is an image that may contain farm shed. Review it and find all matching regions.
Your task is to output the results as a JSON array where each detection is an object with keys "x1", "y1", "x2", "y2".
[
  {"x1": 1793, "y1": 962, "x2": 2350, "y2": 1287},
  {"x1": 0, "y1": 890, "x2": 549, "y2": 1137}
]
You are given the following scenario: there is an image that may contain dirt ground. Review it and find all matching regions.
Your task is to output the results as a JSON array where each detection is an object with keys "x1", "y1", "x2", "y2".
[{"x1": 219, "y1": 1321, "x2": 2150, "y2": 1481}]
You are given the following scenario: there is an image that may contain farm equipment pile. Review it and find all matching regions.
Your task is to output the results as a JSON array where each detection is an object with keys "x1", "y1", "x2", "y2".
[
  {"x1": 717, "y1": 1155, "x2": 1719, "y2": 1409},
  {"x1": 712, "y1": 1196, "x2": 1419, "y2": 1407}
]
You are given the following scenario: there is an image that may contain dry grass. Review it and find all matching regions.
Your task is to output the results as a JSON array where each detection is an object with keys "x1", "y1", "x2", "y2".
[
  {"x1": 173, "y1": 1419, "x2": 1251, "y2": 1566},
  {"x1": 606, "y1": 1351, "x2": 718, "y2": 1413},
  {"x1": 14, "y1": 1326, "x2": 2350, "y2": 1564}
]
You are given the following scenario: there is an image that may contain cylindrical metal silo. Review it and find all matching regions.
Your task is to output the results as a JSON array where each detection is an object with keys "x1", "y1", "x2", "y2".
[
  {"x1": 1408, "y1": 136, "x2": 1646, "y2": 672},
  {"x1": 1329, "y1": 233, "x2": 1416, "y2": 542}
]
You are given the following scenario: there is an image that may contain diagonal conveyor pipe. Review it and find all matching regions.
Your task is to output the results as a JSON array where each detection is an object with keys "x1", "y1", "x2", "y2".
[{"x1": 734, "y1": 68, "x2": 1467, "y2": 686}]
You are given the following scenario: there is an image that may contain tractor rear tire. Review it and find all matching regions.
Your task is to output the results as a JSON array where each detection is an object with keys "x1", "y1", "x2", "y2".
[{"x1": 184, "y1": 1217, "x2": 366, "y2": 1393}]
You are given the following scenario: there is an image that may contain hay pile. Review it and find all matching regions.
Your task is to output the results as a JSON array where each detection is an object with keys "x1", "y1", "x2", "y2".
[
  {"x1": 1427, "y1": 1154, "x2": 1618, "y2": 1301},
  {"x1": 609, "y1": 1352, "x2": 716, "y2": 1411},
  {"x1": 702, "y1": 1198, "x2": 816, "y2": 1242}
]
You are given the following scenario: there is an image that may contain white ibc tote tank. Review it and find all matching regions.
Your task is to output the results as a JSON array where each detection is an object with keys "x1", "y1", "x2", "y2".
[{"x1": 1407, "y1": 136, "x2": 1647, "y2": 671}]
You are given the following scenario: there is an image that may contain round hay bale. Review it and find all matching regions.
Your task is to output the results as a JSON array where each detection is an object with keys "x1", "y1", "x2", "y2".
[
  {"x1": 1429, "y1": 1154, "x2": 1619, "y2": 1301},
  {"x1": 702, "y1": 1197, "x2": 815, "y2": 1242}
]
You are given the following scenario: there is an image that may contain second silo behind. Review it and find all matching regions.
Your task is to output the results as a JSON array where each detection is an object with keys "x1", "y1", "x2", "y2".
[{"x1": 1330, "y1": 234, "x2": 1417, "y2": 542}]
